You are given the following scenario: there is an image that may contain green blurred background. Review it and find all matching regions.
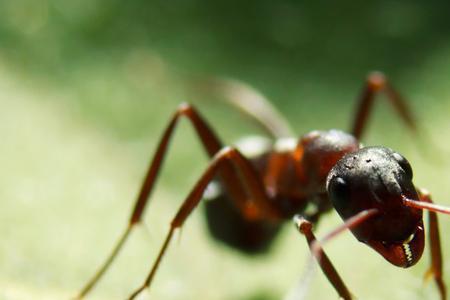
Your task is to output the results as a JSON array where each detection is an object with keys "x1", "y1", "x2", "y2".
[{"x1": 1, "y1": 1, "x2": 450, "y2": 299}]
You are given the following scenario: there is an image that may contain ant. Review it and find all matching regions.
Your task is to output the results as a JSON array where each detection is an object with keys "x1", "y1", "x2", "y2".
[{"x1": 75, "y1": 72, "x2": 450, "y2": 300}]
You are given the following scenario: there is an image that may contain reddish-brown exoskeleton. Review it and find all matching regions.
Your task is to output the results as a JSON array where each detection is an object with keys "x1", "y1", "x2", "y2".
[{"x1": 76, "y1": 72, "x2": 450, "y2": 300}]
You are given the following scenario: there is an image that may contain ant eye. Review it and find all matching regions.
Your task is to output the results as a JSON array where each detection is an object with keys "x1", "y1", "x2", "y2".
[
  {"x1": 392, "y1": 152, "x2": 413, "y2": 179},
  {"x1": 328, "y1": 176, "x2": 350, "y2": 209}
]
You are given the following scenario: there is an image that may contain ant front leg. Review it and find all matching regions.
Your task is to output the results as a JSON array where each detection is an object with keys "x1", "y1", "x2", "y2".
[
  {"x1": 76, "y1": 103, "x2": 264, "y2": 298},
  {"x1": 294, "y1": 209, "x2": 379, "y2": 300},
  {"x1": 351, "y1": 72, "x2": 417, "y2": 140},
  {"x1": 418, "y1": 189, "x2": 447, "y2": 300},
  {"x1": 294, "y1": 217, "x2": 353, "y2": 300},
  {"x1": 128, "y1": 146, "x2": 275, "y2": 300}
]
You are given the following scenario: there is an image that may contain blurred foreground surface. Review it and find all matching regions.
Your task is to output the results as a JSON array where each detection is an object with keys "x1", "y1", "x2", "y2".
[{"x1": 1, "y1": 1, "x2": 450, "y2": 299}]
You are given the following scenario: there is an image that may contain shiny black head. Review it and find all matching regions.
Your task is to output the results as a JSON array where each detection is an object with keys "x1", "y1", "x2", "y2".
[{"x1": 326, "y1": 146, "x2": 423, "y2": 267}]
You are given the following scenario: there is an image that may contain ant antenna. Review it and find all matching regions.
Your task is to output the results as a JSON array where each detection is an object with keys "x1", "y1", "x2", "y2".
[{"x1": 403, "y1": 195, "x2": 450, "y2": 215}]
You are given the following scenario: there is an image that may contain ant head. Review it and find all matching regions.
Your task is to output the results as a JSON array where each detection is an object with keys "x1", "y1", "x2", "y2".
[{"x1": 326, "y1": 146, "x2": 424, "y2": 267}]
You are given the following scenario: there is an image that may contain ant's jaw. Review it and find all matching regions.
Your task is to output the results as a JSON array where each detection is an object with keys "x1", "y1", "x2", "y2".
[{"x1": 366, "y1": 222, "x2": 424, "y2": 268}]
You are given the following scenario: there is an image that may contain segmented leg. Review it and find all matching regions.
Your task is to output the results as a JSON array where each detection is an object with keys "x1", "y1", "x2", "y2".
[
  {"x1": 294, "y1": 209, "x2": 379, "y2": 300},
  {"x1": 76, "y1": 103, "x2": 275, "y2": 298},
  {"x1": 351, "y1": 72, "x2": 417, "y2": 140},
  {"x1": 128, "y1": 146, "x2": 273, "y2": 299},
  {"x1": 194, "y1": 77, "x2": 295, "y2": 138},
  {"x1": 294, "y1": 217, "x2": 353, "y2": 300},
  {"x1": 418, "y1": 189, "x2": 447, "y2": 300}
]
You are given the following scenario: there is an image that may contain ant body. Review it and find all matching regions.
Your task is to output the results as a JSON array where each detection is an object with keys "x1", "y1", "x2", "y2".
[{"x1": 76, "y1": 72, "x2": 450, "y2": 300}]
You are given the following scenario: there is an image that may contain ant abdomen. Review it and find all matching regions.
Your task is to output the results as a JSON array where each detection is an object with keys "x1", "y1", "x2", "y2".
[{"x1": 204, "y1": 186, "x2": 282, "y2": 254}]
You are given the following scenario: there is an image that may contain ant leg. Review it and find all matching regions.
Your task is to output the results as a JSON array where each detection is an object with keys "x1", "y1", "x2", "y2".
[
  {"x1": 418, "y1": 189, "x2": 447, "y2": 300},
  {"x1": 351, "y1": 72, "x2": 417, "y2": 140},
  {"x1": 195, "y1": 77, "x2": 294, "y2": 138},
  {"x1": 76, "y1": 103, "x2": 260, "y2": 298},
  {"x1": 294, "y1": 217, "x2": 353, "y2": 300},
  {"x1": 294, "y1": 209, "x2": 378, "y2": 300},
  {"x1": 128, "y1": 146, "x2": 273, "y2": 300}
]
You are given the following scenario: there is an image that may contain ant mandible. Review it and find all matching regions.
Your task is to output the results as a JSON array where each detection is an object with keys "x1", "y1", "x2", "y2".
[{"x1": 75, "y1": 72, "x2": 450, "y2": 300}]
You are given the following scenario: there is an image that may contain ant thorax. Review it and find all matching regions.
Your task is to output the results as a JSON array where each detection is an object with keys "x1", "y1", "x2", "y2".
[
  {"x1": 295, "y1": 130, "x2": 360, "y2": 191},
  {"x1": 216, "y1": 131, "x2": 360, "y2": 219}
]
